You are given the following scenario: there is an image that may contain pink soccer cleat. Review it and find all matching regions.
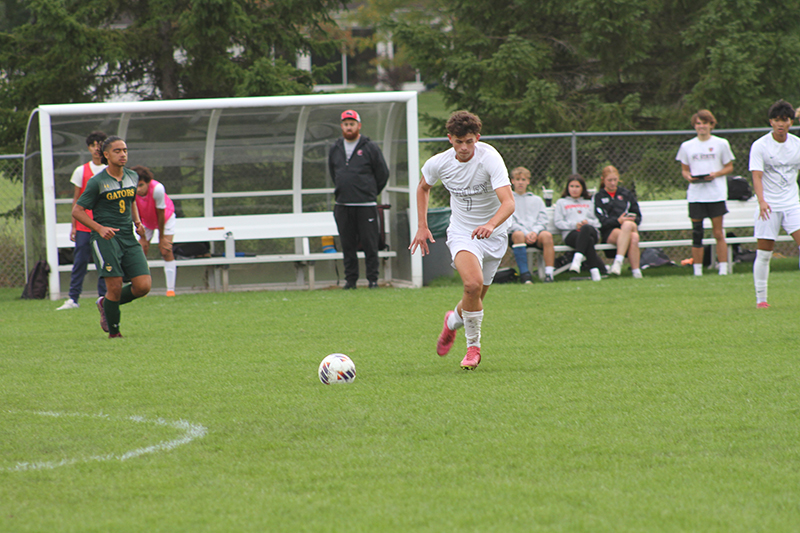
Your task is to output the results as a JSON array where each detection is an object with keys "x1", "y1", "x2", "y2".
[
  {"x1": 436, "y1": 311, "x2": 456, "y2": 356},
  {"x1": 756, "y1": 302, "x2": 770, "y2": 309},
  {"x1": 460, "y1": 346, "x2": 481, "y2": 370},
  {"x1": 96, "y1": 296, "x2": 109, "y2": 332}
]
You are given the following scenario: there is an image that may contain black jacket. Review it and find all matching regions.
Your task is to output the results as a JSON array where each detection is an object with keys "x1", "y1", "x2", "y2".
[
  {"x1": 593, "y1": 186, "x2": 641, "y2": 233},
  {"x1": 328, "y1": 135, "x2": 390, "y2": 204}
]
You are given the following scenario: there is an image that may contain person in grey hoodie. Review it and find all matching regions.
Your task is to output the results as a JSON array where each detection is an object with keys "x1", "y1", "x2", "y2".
[
  {"x1": 328, "y1": 109, "x2": 390, "y2": 289},
  {"x1": 508, "y1": 166, "x2": 555, "y2": 283},
  {"x1": 554, "y1": 174, "x2": 605, "y2": 281}
]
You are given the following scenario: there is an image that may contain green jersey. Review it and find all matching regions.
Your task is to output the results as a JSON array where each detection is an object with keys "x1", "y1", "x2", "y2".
[{"x1": 77, "y1": 167, "x2": 138, "y2": 238}]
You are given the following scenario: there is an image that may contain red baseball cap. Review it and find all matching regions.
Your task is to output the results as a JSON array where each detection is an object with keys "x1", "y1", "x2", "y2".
[{"x1": 341, "y1": 110, "x2": 361, "y2": 122}]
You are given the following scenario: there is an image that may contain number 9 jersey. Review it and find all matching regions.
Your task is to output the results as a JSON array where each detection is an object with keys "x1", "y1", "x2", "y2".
[{"x1": 77, "y1": 167, "x2": 140, "y2": 240}]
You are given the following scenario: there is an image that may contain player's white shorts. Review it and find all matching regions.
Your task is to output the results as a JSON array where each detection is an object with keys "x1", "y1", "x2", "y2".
[
  {"x1": 143, "y1": 213, "x2": 177, "y2": 241},
  {"x1": 754, "y1": 204, "x2": 800, "y2": 240},
  {"x1": 446, "y1": 227, "x2": 507, "y2": 286}
]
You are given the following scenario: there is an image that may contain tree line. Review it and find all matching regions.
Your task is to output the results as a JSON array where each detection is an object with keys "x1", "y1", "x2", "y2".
[{"x1": 2, "y1": 0, "x2": 800, "y2": 152}]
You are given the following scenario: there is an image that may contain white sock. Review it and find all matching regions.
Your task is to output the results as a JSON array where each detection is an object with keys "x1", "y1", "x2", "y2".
[
  {"x1": 571, "y1": 252, "x2": 585, "y2": 270},
  {"x1": 447, "y1": 305, "x2": 464, "y2": 331},
  {"x1": 461, "y1": 309, "x2": 483, "y2": 348},
  {"x1": 590, "y1": 268, "x2": 601, "y2": 281},
  {"x1": 545, "y1": 266, "x2": 554, "y2": 276},
  {"x1": 632, "y1": 268, "x2": 642, "y2": 278},
  {"x1": 718, "y1": 261, "x2": 728, "y2": 275},
  {"x1": 693, "y1": 263, "x2": 703, "y2": 276},
  {"x1": 164, "y1": 260, "x2": 177, "y2": 291},
  {"x1": 614, "y1": 254, "x2": 624, "y2": 263},
  {"x1": 754, "y1": 250, "x2": 772, "y2": 304}
]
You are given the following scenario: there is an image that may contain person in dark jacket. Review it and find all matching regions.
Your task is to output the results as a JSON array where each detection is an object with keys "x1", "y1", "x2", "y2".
[
  {"x1": 328, "y1": 109, "x2": 390, "y2": 289},
  {"x1": 594, "y1": 165, "x2": 643, "y2": 278}
]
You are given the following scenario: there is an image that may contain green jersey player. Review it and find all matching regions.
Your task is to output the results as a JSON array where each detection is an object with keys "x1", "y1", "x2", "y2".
[{"x1": 73, "y1": 136, "x2": 151, "y2": 337}]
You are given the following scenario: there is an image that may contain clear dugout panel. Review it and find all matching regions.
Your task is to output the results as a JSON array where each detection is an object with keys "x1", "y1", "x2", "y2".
[
  {"x1": 50, "y1": 114, "x2": 123, "y2": 222},
  {"x1": 213, "y1": 106, "x2": 300, "y2": 215},
  {"x1": 123, "y1": 110, "x2": 210, "y2": 218}
]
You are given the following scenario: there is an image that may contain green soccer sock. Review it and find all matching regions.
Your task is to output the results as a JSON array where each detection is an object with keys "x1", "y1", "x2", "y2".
[
  {"x1": 119, "y1": 284, "x2": 136, "y2": 305},
  {"x1": 104, "y1": 298, "x2": 121, "y2": 335}
]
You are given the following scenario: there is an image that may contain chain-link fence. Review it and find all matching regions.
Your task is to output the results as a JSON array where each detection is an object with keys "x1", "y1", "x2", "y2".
[
  {"x1": 422, "y1": 127, "x2": 778, "y2": 207},
  {"x1": 4, "y1": 126, "x2": 793, "y2": 287},
  {"x1": 0, "y1": 154, "x2": 24, "y2": 288}
]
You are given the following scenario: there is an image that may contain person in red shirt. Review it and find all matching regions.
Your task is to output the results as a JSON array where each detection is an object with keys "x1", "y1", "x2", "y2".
[
  {"x1": 56, "y1": 131, "x2": 108, "y2": 310},
  {"x1": 133, "y1": 165, "x2": 178, "y2": 296}
]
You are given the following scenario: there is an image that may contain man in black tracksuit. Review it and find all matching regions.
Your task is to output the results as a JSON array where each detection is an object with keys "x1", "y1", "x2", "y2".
[{"x1": 328, "y1": 110, "x2": 390, "y2": 289}]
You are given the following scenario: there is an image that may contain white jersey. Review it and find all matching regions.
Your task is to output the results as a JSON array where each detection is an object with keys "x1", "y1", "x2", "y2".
[
  {"x1": 151, "y1": 182, "x2": 168, "y2": 209},
  {"x1": 675, "y1": 135, "x2": 735, "y2": 203},
  {"x1": 749, "y1": 132, "x2": 800, "y2": 211},
  {"x1": 70, "y1": 161, "x2": 106, "y2": 187},
  {"x1": 422, "y1": 142, "x2": 511, "y2": 234}
]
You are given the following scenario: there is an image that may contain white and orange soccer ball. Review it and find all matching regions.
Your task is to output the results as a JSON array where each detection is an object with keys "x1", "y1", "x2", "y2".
[{"x1": 318, "y1": 353, "x2": 356, "y2": 385}]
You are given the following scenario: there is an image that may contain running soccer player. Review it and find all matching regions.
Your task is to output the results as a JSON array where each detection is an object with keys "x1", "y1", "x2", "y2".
[
  {"x1": 749, "y1": 99, "x2": 800, "y2": 308},
  {"x1": 409, "y1": 111, "x2": 515, "y2": 370},
  {"x1": 72, "y1": 136, "x2": 152, "y2": 337}
]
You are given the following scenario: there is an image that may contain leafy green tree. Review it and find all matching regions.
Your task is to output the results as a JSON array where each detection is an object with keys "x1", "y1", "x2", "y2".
[
  {"x1": 389, "y1": 0, "x2": 800, "y2": 133},
  {"x1": 0, "y1": 0, "x2": 346, "y2": 152}
]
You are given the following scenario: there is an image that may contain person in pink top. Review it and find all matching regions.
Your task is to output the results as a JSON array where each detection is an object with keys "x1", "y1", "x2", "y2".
[{"x1": 133, "y1": 165, "x2": 178, "y2": 296}]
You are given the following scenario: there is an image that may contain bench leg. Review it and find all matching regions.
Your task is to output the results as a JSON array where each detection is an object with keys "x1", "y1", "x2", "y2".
[
  {"x1": 526, "y1": 248, "x2": 546, "y2": 281},
  {"x1": 308, "y1": 262, "x2": 316, "y2": 290},
  {"x1": 383, "y1": 257, "x2": 392, "y2": 283},
  {"x1": 727, "y1": 244, "x2": 734, "y2": 274},
  {"x1": 222, "y1": 266, "x2": 229, "y2": 292}
]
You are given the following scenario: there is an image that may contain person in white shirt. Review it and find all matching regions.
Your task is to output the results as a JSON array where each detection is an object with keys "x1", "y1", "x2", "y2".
[
  {"x1": 508, "y1": 166, "x2": 555, "y2": 283},
  {"x1": 56, "y1": 131, "x2": 108, "y2": 310},
  {"x1": 410, "y1": 111, "x2": 515, "y2": 370},
  {"x1": 675, "y1": 109, "x2": 735, "y2": 276},
  {"x1": 748, "y1": 99, "x2": 800, "y2": 308}
]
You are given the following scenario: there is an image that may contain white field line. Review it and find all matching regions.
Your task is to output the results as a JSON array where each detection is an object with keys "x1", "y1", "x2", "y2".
[{"x1": 6, "y1": 411, "x2": 208, "y2": 472}]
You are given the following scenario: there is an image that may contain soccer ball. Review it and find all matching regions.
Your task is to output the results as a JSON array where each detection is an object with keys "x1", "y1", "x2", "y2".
[{"x1": 318, "y1": 353, "x2": 356, "y2": 385}]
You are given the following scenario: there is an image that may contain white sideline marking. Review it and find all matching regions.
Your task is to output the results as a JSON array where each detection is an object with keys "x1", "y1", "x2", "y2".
[{"x1": 6, "y1": 411, "x2": 208, "y2": 472}]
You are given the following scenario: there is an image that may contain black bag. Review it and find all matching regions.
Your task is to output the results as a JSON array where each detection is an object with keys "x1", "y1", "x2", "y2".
[
  {"x1": 172, "y1": 242, "x2": 210, "y2": 258},
  {"x1": 492, "y1": 267, "x2": 518, "y2": 284},
  {"x1": 21, "y1": 260, "x2": 50, "y2": 299},
  {"x1": 640, "y1": 248, "x2": 674, "y2": 269},
  {"x1": 727, "y1": 176, "x2": 752, "y2": 201}
]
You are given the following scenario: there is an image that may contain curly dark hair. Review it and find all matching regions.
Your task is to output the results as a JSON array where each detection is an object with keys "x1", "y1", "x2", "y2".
[
  {"x1": 445, "y1": 110, "x2": 482, "y2": 137},
  {"x1": 131, "y1": 165, "x2": 154, "y2": 183}
]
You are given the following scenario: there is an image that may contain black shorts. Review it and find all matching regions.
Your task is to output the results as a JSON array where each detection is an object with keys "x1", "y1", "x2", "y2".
[
  {"x1": 689, "y1": 201, "x2": 728, "y2": 220},
  {"x1": 507, "y1": 234, "x2": 544, "y2": 250},
  {"x1": 600, "y1": 226, "x2": 616, "y2": 244}
]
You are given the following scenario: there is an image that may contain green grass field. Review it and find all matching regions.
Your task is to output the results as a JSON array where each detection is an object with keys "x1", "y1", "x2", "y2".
[{"x1": 2, "y1": 261, "x2": 800, "y2": 532}]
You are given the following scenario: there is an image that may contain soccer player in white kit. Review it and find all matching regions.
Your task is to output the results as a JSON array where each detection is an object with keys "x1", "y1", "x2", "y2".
[
  {"x1": 409, "y1": 111, "x2": 515, "y2": 370},
  {"x1": 748, "y1": 99, "x2": 800, "y2": 308}
]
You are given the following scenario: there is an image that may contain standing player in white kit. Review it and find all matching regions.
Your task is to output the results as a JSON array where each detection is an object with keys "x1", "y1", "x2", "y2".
[
  {"x1": 749, "y1": 99, "x2": 800, "y2": 308},
  {"x1": 410, "y1": 111, "x2": 515, "y2": 370}
]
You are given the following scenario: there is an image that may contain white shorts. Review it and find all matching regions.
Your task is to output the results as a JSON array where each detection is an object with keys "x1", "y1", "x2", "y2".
[
  {"x1": 754, "y1": 205, "x2": 800, "y2": 240},
  {"x1": 446, "y1": 227, "x2": 507, "y2": 286},
  {"x1": 143, "y1": 213, "x2": 177, "y2": 241}
]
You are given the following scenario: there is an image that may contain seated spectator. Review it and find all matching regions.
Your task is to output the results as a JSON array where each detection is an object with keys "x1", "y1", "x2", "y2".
[
  {"x1": 594, "y1": 165, "x2": 643, "y2": 278},
  {"x1": 508, "y1": 166, "x2": 555, "y2": 283},
  {"x1": 554, "y1": 174, "x2": 604, "y2": 281}
]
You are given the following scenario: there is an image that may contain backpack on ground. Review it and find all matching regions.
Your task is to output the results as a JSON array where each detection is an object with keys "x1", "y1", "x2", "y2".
[
  {"x1": 727, "y1": 176, "x2": 752, "y2": 201},
  {"x1": 21, "y1": 260, "x2": 50, "y2": 299},
  {"x1": 640, "y1": 248, "x2": 674, "y2": 269},
  {"x1": 493, "y1": 267, "x2": 518, "y2": 284}
]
